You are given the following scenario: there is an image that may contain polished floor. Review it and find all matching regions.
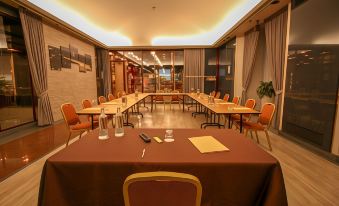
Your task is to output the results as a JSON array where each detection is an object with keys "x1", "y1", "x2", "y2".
[{"x1": 0, "y1": 105, "x2": 338, "y2": 205}]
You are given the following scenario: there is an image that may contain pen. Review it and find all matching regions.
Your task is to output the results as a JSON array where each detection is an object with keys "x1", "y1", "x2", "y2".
[{"x1": 141, "y1": 148, "x2": 145, "y2": 158}]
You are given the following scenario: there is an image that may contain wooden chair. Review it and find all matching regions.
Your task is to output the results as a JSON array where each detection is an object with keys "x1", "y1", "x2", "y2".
[
  {"x1": 171, "y1": 90, "x2": 182, "y2": 109},
  {"x1": 81, "y1": 99, "x2": 99, "y2": 127},
  {"x1": 123, "y1": 172, "x2": 202, "y2": 206},
  {"x1": 232, "y1": 96, "x2": 240, "y2": 105},
  {"x1": 154, "y1": 90, "x2": 164, "y2": 109},
  {"x1": 214, "y1": 91, "x2": 221, "y2": 99},
  {"x1": 98, "y1": 96, "x2": 107, "y2": 104},
  {"x1": 242, "y1": 103, "x2": 276, "y2": 151},
  {"x1": 108, "y1": 93, "x2": 115, "y2": 101},
  {"x1": 60, "y1": 103, "x2": 91, "y2": 147},
  {"x1": 223, "y1": 93, "x2": 230, "y2": 102}
]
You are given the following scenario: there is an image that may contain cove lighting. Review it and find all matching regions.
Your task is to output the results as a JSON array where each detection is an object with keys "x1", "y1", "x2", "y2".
[
  {"x1": 151, "y1": 0, "x2": 262, "y2": 46},
  {"x1": 28, "y1": 0, "x2": 132, "y2": 46}
]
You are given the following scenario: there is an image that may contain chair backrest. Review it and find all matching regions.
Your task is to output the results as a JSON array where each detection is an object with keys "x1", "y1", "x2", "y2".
[
  {"x1": 82, "y1": 99, "x2": 92, "y2": 109},
  {"x1": 210, "y1": 91, "x2": 216, "y2": 97},
  {"x1": 117, "y1": 91, "x2": 126, "y2": 98},
  {"x1": 258, "y1": 103, "x2": 276, "y2": 128},
  {"x1": 243, "y1": 99, "x2": 256, "y2": 119},
  {"x1": 232, "y1": 96, "x2": 240, "y2": 105},
  {"x1": 223, "y1": 94, "x2": 229, "y2": 102},
  {"x1": 108, "y1": 93, "x2": 115, "y2": 101},
  {"x1": 60, "y1": 103, "x2": 80, "y2": 128},
  {"x1": 98, "y1": 96, "x2": 106, "y2": 104},
  {"x1": 123, "y1": 172, "x2": 202, "y2": 206},
  {"x1": 214, "y1": 91, "x2": 221, "y2": 99}
]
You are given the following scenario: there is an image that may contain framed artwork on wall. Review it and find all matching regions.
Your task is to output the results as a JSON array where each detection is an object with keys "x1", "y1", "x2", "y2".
[
  {"x1": 70, "y1": 45, "x2": 78, "y2": 61},
  {"x1": 60, "y1": 46, "x2": 71, "y2": 69},
  {"x1": 48, "y1": 46, "x2": 62, "y2": 71},
  {"x1": 85, "y1": 54, "x2": 92, "y2": 71}
]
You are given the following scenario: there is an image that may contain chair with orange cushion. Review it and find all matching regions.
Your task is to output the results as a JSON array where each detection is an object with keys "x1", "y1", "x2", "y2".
[
  {"x1": 123, "y1": 172, "x2": 202, "y2": 206},
  {"x1": 82, "y1": 99, "x2": 99, "y2": 127},
  {"x1": 108, "y1": 93, "x2": 115, "y2": 101},
  {"x1": 98, "y1": 96, "x2": 107, "y2": 104},
  {"x1": 232, "y1": 96, "x2": 240, "y2": 105},
  {"x1": 223, "y1": 93, "x2": 230, "y2": 102},
  {"x1": 230, "y1": 99, "x2": 256, "y2": 127},
  {"x1": 60, "y1": 103, "x2": 91, "y2": 146},
  {"x1": 214, "y1": 91, "x2": 221, "y2": 99},
  {"x1": 242, "y1": 103, "x2": 276, "y2": 151},
  {"x1": 154, "y1": 90, "x2": 164, "y2": 109}
]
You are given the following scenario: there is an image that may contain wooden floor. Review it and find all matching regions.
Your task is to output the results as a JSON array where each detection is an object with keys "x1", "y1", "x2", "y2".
[{"x1": 0, "y1": 105, "x2": 338, "y2": 206}]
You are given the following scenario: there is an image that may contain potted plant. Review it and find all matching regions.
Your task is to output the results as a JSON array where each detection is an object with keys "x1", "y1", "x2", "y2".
[{"x1": 256, "y1": 81, "x2": 275, "y2": 105}]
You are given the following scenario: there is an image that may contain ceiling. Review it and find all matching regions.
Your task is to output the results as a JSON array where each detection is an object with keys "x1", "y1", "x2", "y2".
[{"x1": 27, "y1": 0, "x2": 265, "y2": 47}]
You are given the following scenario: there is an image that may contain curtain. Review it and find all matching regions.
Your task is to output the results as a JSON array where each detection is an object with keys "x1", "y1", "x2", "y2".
[
  {"x1": 96, "y1": 49, "x2": 111, "y2": 96},
  {"x1": 242, "y1": 30, "x2": 259, "y2": 104},
  {"x1": 265, "y1": 9, "x2": 288, "y2": 129},
  {"x1": 19, "y1": 8, "x2": 54, "y2": 126},
  {"x1": 183, "y1": 49, "x2": 205, "y2": 93}
]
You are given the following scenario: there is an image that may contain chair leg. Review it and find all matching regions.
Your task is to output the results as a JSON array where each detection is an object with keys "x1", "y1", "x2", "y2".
[
  {"x1": 79, "y1": 131, "x2": 83, "y2": 139},
  {"x1": 254, "y1": 130, "x2": 260, "y2": 143},
  {"x1": 244, "y1": 129, "x2": 248, "y2": 137},
  {"x1": 250, "y1": 130, "x2": 253, "y2": 139},
  {"x1": 66, "y1": 132, "x2": 72, "y2": 147},
  {"x1": 264, "y1": 130, "x2": 272, "y2": 151}
]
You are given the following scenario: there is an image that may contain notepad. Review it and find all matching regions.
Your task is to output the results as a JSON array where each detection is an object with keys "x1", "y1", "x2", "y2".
[
  {"x1": 188, "y1": 136, "x2": 229, "y2": 153},
  {"x1": 102, "y1": 102, "x2": 119, "y2": 105},
  {"x1": 217, "y1": 102, "x2": 234, "y2": 105},
  {"x1": 233, "y1": 107, "x2": 251, "y2": 110}
]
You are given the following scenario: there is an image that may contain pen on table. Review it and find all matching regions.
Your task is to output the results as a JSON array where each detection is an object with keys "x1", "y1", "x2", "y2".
[{"x1": 141, "y1": 148, "x2": 146, "y2": 158}]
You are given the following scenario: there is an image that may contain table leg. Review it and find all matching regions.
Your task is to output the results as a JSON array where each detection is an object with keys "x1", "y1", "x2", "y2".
[
  {"x1": 240, "y1": 114, "x2": 243, "y2": 133},
  {"x1": 91, "y1": 114, "x2": 94, "y2": 130},
  {"x1": 182, "y1": 95, "x2": 185, "y2": 112},
  {"x1": 151, "y1": 95, "x2": 153, "y2": 112},
  {"x1": 228, "y1": 115, "x2": 231, "y2": 129}
]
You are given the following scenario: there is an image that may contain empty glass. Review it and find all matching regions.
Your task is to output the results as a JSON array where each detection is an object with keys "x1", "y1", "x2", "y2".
[{"x1": 164, "y1": 129, "x2": 174, "y2": 142}]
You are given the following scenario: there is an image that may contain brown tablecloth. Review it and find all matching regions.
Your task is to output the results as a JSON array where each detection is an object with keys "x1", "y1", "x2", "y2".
[{"x1": 38, "y1": 129, "x2": 287, "y2": 206}]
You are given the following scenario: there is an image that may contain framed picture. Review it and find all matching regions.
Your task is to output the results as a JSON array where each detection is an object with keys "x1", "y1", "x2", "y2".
[
  {"x1": 69, "y1": 45, "x2": 78, "y2": 62},
  {"x1": 78, "y1": 54, "x2": 85, "y2": 63},
  {"x1": 60, "y1": 46, "x2": 71, "y2": 68},
  {"x1": 48, "y1": 46, "x2": 61, "y2": 71},
  {"x1": 85, "y1": 54, "x2": 92, "y2": 71}
]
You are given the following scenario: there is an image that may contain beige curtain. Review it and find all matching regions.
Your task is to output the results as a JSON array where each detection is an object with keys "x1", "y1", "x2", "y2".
[
  {"x1": 97, "y1": 49, "x2": 111, "y2": 96},
  {"x1": 183, "y1": 49, "x2": 205, "y2": 93},
  {"x1": 265, "y1": 9, "x2": 288, "y2": 129},
  {"x1": 19, "y1": 8, "x2": 54, "y2": 126},
  {"x1": 242, "y1": 30, "x2": 259, "y2": 104}
]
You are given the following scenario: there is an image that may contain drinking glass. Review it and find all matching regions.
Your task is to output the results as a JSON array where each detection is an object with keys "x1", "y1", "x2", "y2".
[{"x1": 164, "y1": 129, "x2": 174, "y2": 142}]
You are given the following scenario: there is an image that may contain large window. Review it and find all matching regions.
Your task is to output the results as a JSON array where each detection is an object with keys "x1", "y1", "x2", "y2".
[
  {"x1": 282, "y1": 0, "x2": 339, "y2": 151},
  {"x1": 110, "y1": 50, "x2": 184, "y2": 93},
  {"x1": 0, "y1": 3, "x2": 35, "y2": 131}
]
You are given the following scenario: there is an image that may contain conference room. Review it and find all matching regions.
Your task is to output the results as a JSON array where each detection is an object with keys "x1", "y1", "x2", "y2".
[{"x1": 0, "y1": 0, "x2": 338, "y2": 205}]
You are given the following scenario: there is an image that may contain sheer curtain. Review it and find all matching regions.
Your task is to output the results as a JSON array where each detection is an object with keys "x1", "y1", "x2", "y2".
[
  {"x1": 96, "y1": 49, "x2": 111, "y2": 96},
  {"x1": 265, "y1": 9, "x2": 288, "y2": 129},
  {"x1": 19, "y1": 8, "x2": 54, "y2": 126},
  {"x1": 183, "y1": 49, "x2": 205, "y2": 93},
  {"x1": 242, "y1": 30, "x2": 259, "y2": 104}
]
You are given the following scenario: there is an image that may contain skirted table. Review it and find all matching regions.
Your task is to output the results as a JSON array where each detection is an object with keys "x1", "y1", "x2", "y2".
[{"x1": 38, "y1": 128, "x2": 287, "y2": 206}]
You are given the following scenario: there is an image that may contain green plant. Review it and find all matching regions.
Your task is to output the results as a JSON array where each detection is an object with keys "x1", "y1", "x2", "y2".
[{"x1": 256, "y1": 81, "x2": 276, "y2": 99}]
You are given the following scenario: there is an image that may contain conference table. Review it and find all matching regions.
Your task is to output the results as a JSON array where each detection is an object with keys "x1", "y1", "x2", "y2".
[
  {"x1": 187, "y1": 93, "x2": 260, "y2": 132},
  {"x1": 77, "y1": 93, "x2": 149, "y2": 129},
  {"x1": 38, "y1": 128, "x2": 287, "y2": 206}
]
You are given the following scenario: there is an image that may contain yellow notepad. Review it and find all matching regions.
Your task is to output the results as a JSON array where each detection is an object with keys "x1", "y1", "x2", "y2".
[
  {"x1": 188, "y1": 136, "x2": 229, "y2": 153},
  {"x1": 233, "y1": 107, "x2": 251, "y2": 110},
  {"x1": 217, "y1": 102, "x2": 234, "y2": 105}
]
